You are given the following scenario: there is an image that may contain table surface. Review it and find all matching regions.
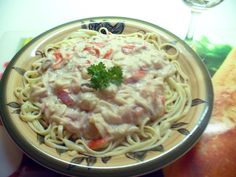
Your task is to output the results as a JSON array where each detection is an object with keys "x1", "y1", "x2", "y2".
[{"x1": 0, "y1": 0, "x2": 236, "y2": 177}]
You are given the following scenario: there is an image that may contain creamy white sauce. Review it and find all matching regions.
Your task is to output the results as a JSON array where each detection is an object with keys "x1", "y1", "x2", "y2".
[{"x1": 32, "y1": 32, "x2": 176, "y2": 140}]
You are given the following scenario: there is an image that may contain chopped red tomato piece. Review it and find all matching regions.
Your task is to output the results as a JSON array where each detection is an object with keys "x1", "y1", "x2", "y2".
[
  {"x1": 52, "y1": 59, "x2": 64, "y2": 69},
  {"x1": 56, "y1": 89, "x2": 74, "y2": 106},
  {"x1": 52, "y1": 50, "x2": 64, "y2": 69},
  {"x1": 121, "y1": 44, "x2": 136, "y2": 54},
  {"x1": 122, "y1": 44, "x2": 135, "y2": 49},
  {"x1": 88, "y1": 138, "x2": 109, "y2": 150},
  {"x1": 103, "y1": 48, "x2": 113, "y2": 59},
  {"x1": 133, "y1": 70, "x2": 146, "y2": 78},
  {"x1": 83, "y1": 46, "x2": 100, "y2": 58},
  {"x1": 126, "y1": 69, "x2": 146, "y2": 83},
  {"x1": 89, "y1": 42, "x2": 106, "y2": 48},
  {"x1": 53, "y1": 50, "x2": 63, "y2": 61}
]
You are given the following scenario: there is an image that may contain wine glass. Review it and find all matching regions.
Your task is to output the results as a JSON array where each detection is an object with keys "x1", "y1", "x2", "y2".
[{"x1": 183, "y1": 0, "x2": 224, "y2": 43}]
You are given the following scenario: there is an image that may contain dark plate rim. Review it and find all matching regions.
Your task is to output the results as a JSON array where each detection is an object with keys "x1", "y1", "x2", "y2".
[{"x1": 0, "y1": 16, "x2": 213, "y2": 177}]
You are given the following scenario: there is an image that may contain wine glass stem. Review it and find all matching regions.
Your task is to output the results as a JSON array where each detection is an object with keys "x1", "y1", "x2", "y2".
[{"x1": 185, "y1": 10, "x2": 201, "y2": 42}]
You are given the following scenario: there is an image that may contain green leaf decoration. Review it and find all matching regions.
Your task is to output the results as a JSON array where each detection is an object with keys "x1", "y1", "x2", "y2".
[
  {"x1": 72, "y1": 156, "x2": 85, "y2": 164},
  {"x1": 35, "y1": 50, "x2": 46, "y2": 57},
  {"x1": 56, "y1": 148, "x2": 68, "y2": 155},
  {"x1": 87, "y1": 62, "x2": 123, "y2": 90},
  {"x1": 151, "y1": 144, "x2": 164, "y2": 152},
  {"x1": 67, "y1": 157, "x2": 85, "y2": 170},
  {"x1": 37, "y1": 134, "x2": 45, "y2": 144},
  {"x1": 171, "y1": 122, "x2": 188, "y2": 129},
  {"x1": 191, "y1": 98, "x2": 206, "y2": 107},
  {"x1": 85, "y1": 156, "x2": 97, "y2": 166},
  {"x1": 7, "y1": 102, "x2": 21, "y2": 109},
  {"x1": 101, "y1": 156, "x2": 112, "y2": 164},
  {"x1": 125, "y1": 151, "x2": 147, "y2": 161},
  {"x1": 12, "y1": 67, "x2": 26, "y2": 76},
  {"x1": 177, "y1": 128, "x2": 190, "y2": 136}
]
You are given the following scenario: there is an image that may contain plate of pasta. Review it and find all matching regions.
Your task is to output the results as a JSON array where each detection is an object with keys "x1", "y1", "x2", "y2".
[{"x1": 0, "y1": 17, "x2": 213, "y2": 177}]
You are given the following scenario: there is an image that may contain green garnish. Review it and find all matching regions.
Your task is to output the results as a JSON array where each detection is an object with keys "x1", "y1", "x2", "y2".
[{"x1": 87, "y1": 62, "x2": 123, "y2": 90}]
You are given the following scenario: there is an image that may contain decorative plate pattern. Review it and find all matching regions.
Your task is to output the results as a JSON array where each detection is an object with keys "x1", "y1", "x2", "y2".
[{"x1": 0, "y1": 17, "x2": 213, "y2": 177}]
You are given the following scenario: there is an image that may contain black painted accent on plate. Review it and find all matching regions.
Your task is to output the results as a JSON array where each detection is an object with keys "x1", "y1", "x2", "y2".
[
  {"x1": 125, "y1": 151, "x2": 147, "y2": 162},
  {"x1": 171, "y1": 122, "x2": 188, "y2": 129},
  {"x1": 56, "y1": 148, "x2": 68, "y2": 155},
  {"x1": 150, "y1": 144, "x2": 164, "y2": 152},
  {"x1": 124, "y1": 145, "x2": 165, "y2": 162},
  {"x1": 67, "y1": 157, "x2": 85, "y2": 170},
  {"x1": 7, "y1": 102, "x2": 21, "y2": 109},
  {"x1": 177, "y1": 128, "x2": 190, "y2": 135},
  {"x1": 81, "y1": 24, "x2": 87, "y2": 29},
  {"x1": 68, "y1": 156, "x2": 97, "y2": 168},
  {"x1": 88, "y1": 23, "x2": 103, "y2": 32},
  {"x1": 37, "y1": 134, "x2": 45, "y2": 144},
  {"x1": 85, "y1": 156, "x2": 97, "y2": 166},
  {"x1": 171, "y1": 122, "x2": 190, "y2": 136},
  {"x1": 82, "y1": 22, "x2": 125, "y2": 34},
  {"x1": 191, "y1": 98, "x2": 206, "y2": 107},
  {"x1": 101, "y1": 156, "x2": 112, "y2": 163},
  {"x1": 35, "y1": 50, "x2": 46, "y2": 58},
  {"x1": 103, "y1": 22, "x2": 125, "y2": 34},
  {"x1": 12, "y1": 67, "x2": 26, "y2": 76},
  {"x1": 72, "y1": 156, "x2": 85, "y2": 164}
]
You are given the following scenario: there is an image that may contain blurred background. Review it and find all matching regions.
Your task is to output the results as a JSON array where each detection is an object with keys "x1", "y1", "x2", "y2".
[{"x1": 0, "y1": 0, "x2": 235, "y2": 61}]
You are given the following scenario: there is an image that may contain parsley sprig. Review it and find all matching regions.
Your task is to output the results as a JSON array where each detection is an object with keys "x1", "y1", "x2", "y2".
[{"x1": 87, "y1": 62, "x2": 123, "y2": 90}]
